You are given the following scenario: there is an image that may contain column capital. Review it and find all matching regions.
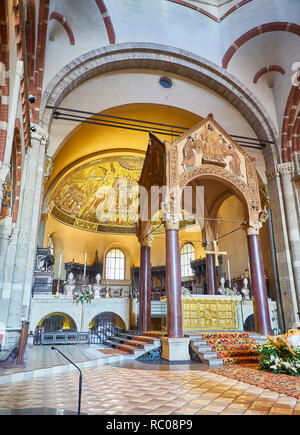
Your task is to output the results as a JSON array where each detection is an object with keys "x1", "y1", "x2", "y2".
[
  {"x1": 243, "y1": 221, "x2": 263, "y2": 236},
  {"x1": 139, "y1": 233, "x2": 153, "y2": 247},
  {"x1": 43, "y1": 155, "x2": 53, "y2": 187},
  {"x1": 266, "y1": 162, "x2": 294, "y2": 180},
  {"x1": 30, "y1": 124, "x2": 49, "y2": 146},
  {"x1": 277, "y1": 162, "x2": 294, "y2": 176},
  {"x1": 164, "y1": 213, "x2": 182, "y2": 231}
]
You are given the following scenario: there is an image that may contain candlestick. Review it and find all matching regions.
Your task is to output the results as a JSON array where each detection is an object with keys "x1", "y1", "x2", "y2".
[
  {"x1": 55, "y1": 253, "x2": 63, "y2": 298},
  {"x1": 83, "y1": 252, "x2": 87, "y2": 277},
  {"x1": 227, "y1": 259, "x2": 231, "y2": 287}
]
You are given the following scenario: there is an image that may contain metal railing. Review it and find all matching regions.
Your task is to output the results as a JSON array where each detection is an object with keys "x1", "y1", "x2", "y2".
[{"x1": 40, "y1": 332, "x2": 89, "y2": 345}]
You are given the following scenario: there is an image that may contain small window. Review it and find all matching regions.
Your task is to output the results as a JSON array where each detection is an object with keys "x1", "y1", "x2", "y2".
[
  {"x1": 105, "y1": 248, "x2": 125, "y2": 280},
  {"x1": 180, "y1": 243, "x2": 195, "y2": 278},
  {"x1": 159, "y1": 76, "x2": 173, "y2": 89}
]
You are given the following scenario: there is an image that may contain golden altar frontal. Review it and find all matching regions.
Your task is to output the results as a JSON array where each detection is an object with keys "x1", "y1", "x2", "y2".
[{"x1": 162, "y1": 295, "x2": 241, "y2": 331}]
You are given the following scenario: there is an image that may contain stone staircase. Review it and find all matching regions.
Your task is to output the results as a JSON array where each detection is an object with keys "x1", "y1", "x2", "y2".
[
  {"x1": 103, "y1": 331, "x2": 161, "y2": 358},
  {"x1": 188, "y1": 332, "x2": 268, "y2": 368}
]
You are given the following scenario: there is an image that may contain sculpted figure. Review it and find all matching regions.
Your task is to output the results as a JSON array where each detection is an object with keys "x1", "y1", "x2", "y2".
[
  {"x1": 181, "y1": 135, "x2": 197, "y2": 171},
  {"x1": 200, "y1": 124, "x2": 225, "y2": 163},
  {"x1": 64, "y1": 272, "x2": 75, "y2": 297},
  {"x1": 227, "y1": 145, "x2": 241, "y2": 177}
]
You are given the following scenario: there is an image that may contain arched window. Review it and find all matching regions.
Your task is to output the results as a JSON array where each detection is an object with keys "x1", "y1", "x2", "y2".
[
  {"x1": 180, "y1": 243, "x2": 195, "y2": 277},
  {"x1": 105, "y1": 248, "x2": 125, "y2": 280}
]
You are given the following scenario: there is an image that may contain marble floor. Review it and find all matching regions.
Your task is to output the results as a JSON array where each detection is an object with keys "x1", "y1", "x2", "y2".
[{"x1": 0, "y1": 357, "x2": 299, "y2": 415}]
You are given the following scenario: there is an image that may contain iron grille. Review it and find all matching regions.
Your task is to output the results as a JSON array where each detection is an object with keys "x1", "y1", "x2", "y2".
[{"x1": 89, "y1": 312, "x2": 125, "y2": 344}]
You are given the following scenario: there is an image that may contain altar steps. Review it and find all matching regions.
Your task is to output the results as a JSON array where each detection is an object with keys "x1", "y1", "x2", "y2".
[
  {"x1": 103, "y1": 331, "x2": 161, "y2": 358},
  {"x1": 189, "y1": 332, "x2": 266, "y2": 368}
]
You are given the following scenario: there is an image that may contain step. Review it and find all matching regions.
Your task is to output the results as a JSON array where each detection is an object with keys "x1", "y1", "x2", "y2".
[
  {"x1": 190, "y1": 343, "x2": 223, "y2": 368},
  {"x1": 110, "y1": 336, "x2": 125, "y2": 343},
  {"x1": 223, "y1": 355, "x2": 260, "y2": 365},
  {"x1": 190, "y1": 340, "x2": 209, "y2": 346},
  {"x1": 254, "y1": 338, "x2": 268, "y2": 344},
  {"x1": 116, "y1": 344, "x2": 145, "y2": 358},
  {"x1": 192, "y1": 345, "x2": 212, "y2": 353},
  {"x1": 124, "y1": 340, "x2": 154, "y2": 351},
  {"x1": 117, "y1": 332, "x2": 138, "y2": 340},
  {"x1": 133, "y1": 336, "x2": 161, "y2": 346},
  {"x1": 206, "y1": 358, "x2": 224, "y2": 368},
  {"x1": 199, "y1": 351, "x2": 219, "y2": 360},
  {"x1": 102, "y1": 339, "x2": 117, "y2": 348}
]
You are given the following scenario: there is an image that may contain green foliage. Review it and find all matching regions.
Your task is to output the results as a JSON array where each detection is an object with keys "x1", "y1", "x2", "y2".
[
  {"x1": 73, "y1": 285, "x2": 94, "y2": 304},
  {"x1": 258, "y1": 343, "x2": 300, "y2": 376},
  {"x1": 181, "y1": 287, "x2": 192, "y2": 296}
]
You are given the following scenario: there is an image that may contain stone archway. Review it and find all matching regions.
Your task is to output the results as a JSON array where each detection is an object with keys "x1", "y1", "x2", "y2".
[
  {"x1": 40, "y1": 43, "x2": 278, "y2": 159},
  {"x1": 36, "y1": 312, "x2": 77, "y2": 333},
  {"x1": 89, "y1": 311, "x2": 125, "y2": 344}
]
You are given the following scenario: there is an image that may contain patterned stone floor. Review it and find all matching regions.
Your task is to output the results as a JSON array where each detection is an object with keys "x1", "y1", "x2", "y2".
[{"x1": 0, "y1": 363, "x2": 299, "y2": 415}]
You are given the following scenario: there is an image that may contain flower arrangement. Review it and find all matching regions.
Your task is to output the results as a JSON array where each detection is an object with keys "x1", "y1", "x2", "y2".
[
  {"x1": 258, "y1": 330, "x2": 300, "y2": 376},
  {"x1": 221, "y1": 287, "x2": 242, "y2": 300},
  {"x1": 73, "y1": 285, "x2": 94, "y2": 304},
  {"x1": 181, "y1": 286, "x2": 192, "y2": 296}
]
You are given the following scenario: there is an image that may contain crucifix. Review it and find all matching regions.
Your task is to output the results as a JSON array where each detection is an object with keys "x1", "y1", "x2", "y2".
[{"x1": 204, "y1": 239, "x2": 227, "y2": 267}]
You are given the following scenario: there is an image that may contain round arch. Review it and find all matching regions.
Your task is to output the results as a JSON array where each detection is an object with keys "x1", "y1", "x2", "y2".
[
  {"x1": 35, "y1": 312, "x2": 77, "y2": 333},
  {"x1": 40, "y1": 43, "x2": 279, "y2": 159},
  {"x1": 88, "y1": 311, "x2": 126, "y2": 343},
  {"x1": 179, "y1": 165, "x2": 258, "y2": 224}
]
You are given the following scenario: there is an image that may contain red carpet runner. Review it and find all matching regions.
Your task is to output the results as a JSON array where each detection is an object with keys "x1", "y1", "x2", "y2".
[
  {"x1": 211, "y1": 364, "x2": 300, "y2": 399},
  {"x1": 197, "y1": 332, "x2": 261, "y2": 365}
]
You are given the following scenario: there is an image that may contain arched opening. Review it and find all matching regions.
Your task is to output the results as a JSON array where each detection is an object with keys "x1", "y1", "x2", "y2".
[
  {"x1": 37, "y1": 312, "x2": 77, "y2": 332},
  {"x1": 180, "y1": 243, "x2": 195, "y2": 278},
  {"x1": 34, "y1": 312, "x2": 77, "y2": 345},
  {"x1": 105, "y1": 248, "x2": 125, "y2": 280},
  {"x1": 89, "y1": 312, "x2": 125, "y2": 344}
]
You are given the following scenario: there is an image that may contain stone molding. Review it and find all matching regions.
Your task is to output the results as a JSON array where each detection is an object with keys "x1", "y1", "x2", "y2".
[
  {"x1": 266, "y1": 162, "x2": 294, "y2": 180},
  {"x1": 277, "y1": 162, "x2": 294, "y2": 176},
  {"x1": 30, "y1": 124, "x2": 49, "y2": 146},
  {"x1": 40, "y1": 43, "x2": 278, "y2": 150},
  {"x1": 0, "y1": 218, "x2": 15, "y2": 242}
]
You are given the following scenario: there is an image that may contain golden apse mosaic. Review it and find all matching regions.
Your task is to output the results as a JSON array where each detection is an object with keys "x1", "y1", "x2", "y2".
[{"x1": 49, "y1": 155, "x2": 199, "y2": 234}]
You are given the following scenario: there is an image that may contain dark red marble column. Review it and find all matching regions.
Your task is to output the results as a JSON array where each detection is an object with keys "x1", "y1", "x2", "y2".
[
  {"x1": 139, "y1": 245, "x2": 152, "y2": 332},
  {"x1": 206, "y1": 253, "x2": 217, "y2": 295},
  {"x1": 165, "y1": 224, "x2": 182, "y2": 338},
  {"x1": 247, "y1": 232, "x2": 272, "y2": 335}
]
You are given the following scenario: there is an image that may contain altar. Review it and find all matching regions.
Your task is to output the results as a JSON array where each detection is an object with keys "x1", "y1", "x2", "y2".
[{"x1": 161, "y1": 295, "x2": 279, "y2": 333}]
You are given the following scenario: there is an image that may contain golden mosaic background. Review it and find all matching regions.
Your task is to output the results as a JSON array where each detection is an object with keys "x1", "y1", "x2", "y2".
[{"x1": 50, "y1": 155, "x2": 198, "y2": 234}]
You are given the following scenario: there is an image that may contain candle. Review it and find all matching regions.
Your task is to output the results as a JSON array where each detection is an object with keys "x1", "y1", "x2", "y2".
[
  {"x1": 227, "y1": 259, "x2": 231, "y2": 283},
  {"x1": 83, "y1": 252, "x2": 87, "y2": 277},
  {"x1": 58, "y1": 253, "x2": 62, "y2": 279}
]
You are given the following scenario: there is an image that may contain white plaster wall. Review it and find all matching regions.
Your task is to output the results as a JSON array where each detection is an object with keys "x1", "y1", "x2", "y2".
[
  {"x1": 42, "y1": 0, "x2": 300, "y2": 144},
  {"x1": 219, "y1": 0, "x2": 300, "y2": 54},
  {"x1": 227, "y1": 32, "x2": 300, "y2": 134},
  {"x1": 43, "y1": 0, "x2": 109, "y2": 89},
  {"x1": 47, "y1": 69, "x2": 267, "y2": 180},
  {"x1": 106, "y1": 0, "x2": 221, "y2": 62},
  {"x1": 29, "y1": 297, "x2": 131, "y2": 332}
]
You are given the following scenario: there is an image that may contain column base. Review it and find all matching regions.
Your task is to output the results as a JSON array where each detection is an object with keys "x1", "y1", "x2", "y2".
[{"x1": 161, "y1": 337, "x2": 190, "y2": 361}]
